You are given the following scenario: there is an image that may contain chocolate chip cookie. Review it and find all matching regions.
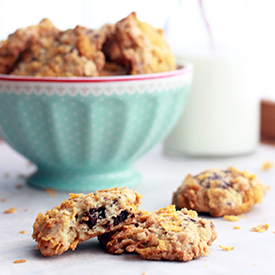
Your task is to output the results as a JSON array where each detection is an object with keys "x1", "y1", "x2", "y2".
[
  {"x1": 32, "y1": 187, "x2": 142, "y2": 257},
  {"x1": 99, "y1": 205, "x2": 217, "y2": 261},
  {"x1": 173, "y1": 167, "x2": 267, "y2": 217}
]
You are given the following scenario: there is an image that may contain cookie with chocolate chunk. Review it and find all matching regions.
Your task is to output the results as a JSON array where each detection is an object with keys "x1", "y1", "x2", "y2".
[
  {"x1": 173, "y1": 167, "x2": 267, "y2": 217},
  {"x1": 115, "y1": 12, "x2": 177, "y2": 75},
  {"x1": 99, "y1": 205, "x2": 217, "y2": 261},
  {"x1": 32, "y1": 187, "x2": 142, "y2": 257}
]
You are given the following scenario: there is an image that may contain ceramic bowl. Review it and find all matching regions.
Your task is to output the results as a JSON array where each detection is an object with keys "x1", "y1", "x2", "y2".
[{"x1": 0, "y1": 62, "x2": 193, "y2": 191}]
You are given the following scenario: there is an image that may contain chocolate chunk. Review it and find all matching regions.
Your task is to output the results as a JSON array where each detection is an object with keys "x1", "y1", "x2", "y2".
[
  {"x1": 113, "y1": 210, "x2": 129, "y2": 226},
  {"x1": 103, "y1": 221, "x2": 111, "y2": 229},
  {"x1": 83, "y1": 211, "x2": 98, "y2": 229},
  {"x1": 82, "y1": 207, "x2": 106, "y2": 229},
  {"x1": 188, "y1": 217, "x2": 197, "y2": 223}
]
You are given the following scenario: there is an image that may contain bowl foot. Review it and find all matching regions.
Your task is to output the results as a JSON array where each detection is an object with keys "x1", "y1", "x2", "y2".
[{"x1": 27, "y1": 168, "x2": 142, "y2": 192}]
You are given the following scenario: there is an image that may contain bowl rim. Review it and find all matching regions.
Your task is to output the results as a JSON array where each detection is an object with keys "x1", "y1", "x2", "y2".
[{"x1": 0, "y1": 61, "x2": 193, "y2": 83}]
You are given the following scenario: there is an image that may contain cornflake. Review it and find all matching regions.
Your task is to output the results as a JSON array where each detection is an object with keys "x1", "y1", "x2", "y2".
[
  {"x1": 14, "y1": 259, "x2": 26, "y2": 264},
  {"x1": 219, "y1": 245, "x2": 234, "y2": 251},
  {"x1": 251, "y1": 224, "x2": 269, "y2": 233},
  {"x1": 4, "y1": 207, "x2": 16, "y2": 214},
  {"x1": 223, "y1": 215, "x2": 239, "y2": 222},
  {"x1": 261, "y1": 161, "x2": 274, "y2": 170}
]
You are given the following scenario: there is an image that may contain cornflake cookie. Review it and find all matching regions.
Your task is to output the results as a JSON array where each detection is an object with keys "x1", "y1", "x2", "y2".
[
  {"x1": 99, "y1": 205, "x2": 217, "y2": 261},
  {"x1": 115, "y1": 12, "x2": 177, "y2": 75},
  {"x1": 173, "y1": 167, "x2": 267, "y2": 217},
  {"x1": 32, "y1": 187, "x2": 141, "y2": 257},
  {"x1": 11, "y1": 22, "x2": 106, "y2": 77}
]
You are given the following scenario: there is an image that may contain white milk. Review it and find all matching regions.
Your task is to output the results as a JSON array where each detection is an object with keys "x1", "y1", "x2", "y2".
[{"x1": 164, "y1": 48, "x2": 260, "y2": 157}]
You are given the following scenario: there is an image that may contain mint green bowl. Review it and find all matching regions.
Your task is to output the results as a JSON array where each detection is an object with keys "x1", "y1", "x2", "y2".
[{"x1": 0, "y1": 62, "x2": 193, "y2": 192}]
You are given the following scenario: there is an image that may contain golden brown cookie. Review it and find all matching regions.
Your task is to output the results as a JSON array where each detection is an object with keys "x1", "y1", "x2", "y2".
[
  {"x1": 0, "y1": 18, "x2": 58, "y2": 74},
  {"x1": 99, "y1": 205, "x2": 217, "y2": 261},
  {"x1": 11, "y1": 23, "x2": 106, "y2": 77},
  {"x1": 115, "y1": 12, "x2": 177, "y2": 74},
  {"x1": 173, "y1": 167, "x2": 267, "y2": 217},
  {"x1": 32, "y1": 187, "x2": 142, "y2": 257}
]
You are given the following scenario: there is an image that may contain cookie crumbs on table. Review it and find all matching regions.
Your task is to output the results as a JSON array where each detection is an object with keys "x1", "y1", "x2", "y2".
[
  {"x1": 16, "y1": 184, "x2": 24, "y2": 189},
  {"x1": 261, "y1": 161, "x2": 274, "y2": 170},
  {"x1": 224, "y1": 215, "x2": 239, "y2": 222},
  {"x1": 233, "y1": 226, "x2": 240, "y2": 229},
  {"x1": 45, "y1": 188, "x2": 56, "y2": 197},
  {"x1": 13, "y1": 259, "x2": 26, "y2": 264},
  {"x1": 19, "y1": 230, "x2": 26, "y2": 234},
  {"x1": 219, "y1": 245, "x2": 234, "y2": 251},
  {"x1": 4, "y1": 207, "x2": 16, "y2": 214},
  {"x1": 1, "y1": 198, "x2": 7, "y2": 202},
  {"x1": 251, "y1": 224, "x2": 269, "y2": 233}
]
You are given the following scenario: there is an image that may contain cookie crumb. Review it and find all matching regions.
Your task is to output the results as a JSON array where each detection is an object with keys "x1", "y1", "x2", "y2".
[
  {"x1": 224, "y1": 215, "x2": 239, "y2": 222},
  {"x1": 19, "y1": 230, "x2": 26, "y2": 234},
  {"x1": 253, "y1": 264, "x2": 256, "y2": 266},
  {"x1": 1, "y1": 198, "x2": 7, "y2": 202},
  {"x1": 16, "y1": 184, "x2": 24, "y2": 189},
  {"x1": 4, "y1": 172, "x2": 10, "y2": 178},
  {"x1": 14, "y1": 259, "x2": 26, "y2": 264},
  {"x1": 45, "y1": 188, "x2": 56, "y2": 197},
  {"x1": 18, "y1": 174, "x2": 27, "y2": 179},
  {"x1": 204, "y1": 264, "x2": 207, "y2": 268},
  {"x1": 262, "y1": 161, "x2": 274, "y2": 170},
  {"x1": 142, "y1": 272, "x2": 146, "y2": 275},
  {"x1": 219, "y1": 245, "x2": 234, "y2": 251},
  {"x1": 233, "y1": 226, "x2": 240, "y2": 229},
  {"x1": 4, "y1": 207, "x2": 16, "y2": 214},
  {"x1": 251, "y1": 224, "x2": 269, "y2": 233},
  {"x1": 24, "y1": 209, "x2": 28, "y2": 212},
  {"x1": 27, "y1": 160, "x2": 33, "y2": 167}
]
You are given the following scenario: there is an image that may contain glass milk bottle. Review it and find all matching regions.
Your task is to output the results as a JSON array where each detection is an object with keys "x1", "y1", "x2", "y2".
[{"x1": 164, "y1": 0, "x2": 263, "y2": 157}]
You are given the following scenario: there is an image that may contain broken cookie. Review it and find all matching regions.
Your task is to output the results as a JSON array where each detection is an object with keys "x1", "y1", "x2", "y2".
[{"x1": 32, "y1": 187, "x2": 142, "y2": 256}]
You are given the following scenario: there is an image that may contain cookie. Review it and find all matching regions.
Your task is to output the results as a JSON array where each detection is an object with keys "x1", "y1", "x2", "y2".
[
  {"x1": 11, "y1": 23, "x2": 106, "y2": 77},
  {"x1": 173, "y1": 167, "x2": 267, "y2": 217},
  {"x1": 101, "y1": 23, "x2": 124, "y2": 66},
  {"x1": 0, "y1": 18, "x2": 58, "y2": 74},
  {"x1": 99, "y1": 205, "x2": 217, "y2": 261},
  {"x1": 32, "y1": 187, "x2": 142, "y2": 257},
  {"x1": 115, "y1": 12, "x2": 177, "y2": 75}
]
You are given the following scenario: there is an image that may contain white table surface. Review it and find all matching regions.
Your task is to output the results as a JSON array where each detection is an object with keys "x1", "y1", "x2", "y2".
[{"x1": 1, "y1": 141, "x2": 275, "y2": 275}]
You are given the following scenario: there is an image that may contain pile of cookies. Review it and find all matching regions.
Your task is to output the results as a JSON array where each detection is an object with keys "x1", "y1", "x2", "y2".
[
  {"x1": 32, "y1": 187, "x2": 217, "y2": 261},
  {"x1": 0, "y1": 12, "x2": 176, "y2": 77}
]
